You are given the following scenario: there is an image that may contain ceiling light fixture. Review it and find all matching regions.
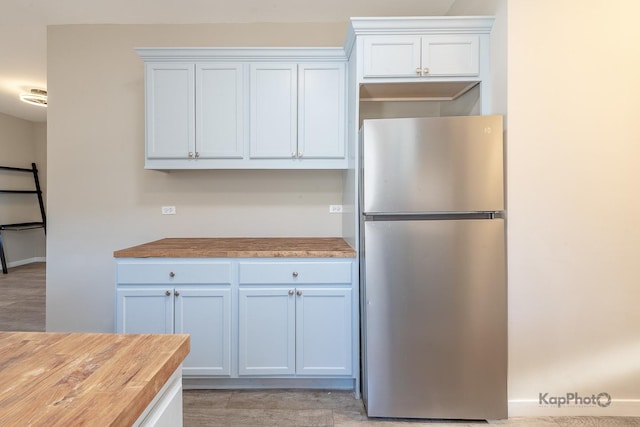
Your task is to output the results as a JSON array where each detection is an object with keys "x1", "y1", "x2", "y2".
[{"x1": 19, "y1": 89, "x2": 47, "y2": 107}]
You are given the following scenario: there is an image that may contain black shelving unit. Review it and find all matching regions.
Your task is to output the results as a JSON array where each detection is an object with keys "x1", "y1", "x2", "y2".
[{"x1": 0, "y1": 163, "x2": 46, "y2": 274}]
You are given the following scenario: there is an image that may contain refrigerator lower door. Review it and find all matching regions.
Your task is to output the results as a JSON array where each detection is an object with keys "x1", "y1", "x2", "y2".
[{"x1": 362, "y1": 218, "x2": 507, "y2": 420}]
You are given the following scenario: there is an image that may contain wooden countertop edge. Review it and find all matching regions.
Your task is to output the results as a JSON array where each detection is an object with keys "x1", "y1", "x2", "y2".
[
  {"x1": 0, "y1": 333, "x2": 190, "y2": 426},
  {"x1": 113, "y1": 250, "x2": 356, "y2": 258},
  {"x1": 113, "y1": 237, "x2": 357, "y2": 259},
  {"x1": 114, "y1": 334, "x2": 190, "y2": 426}
]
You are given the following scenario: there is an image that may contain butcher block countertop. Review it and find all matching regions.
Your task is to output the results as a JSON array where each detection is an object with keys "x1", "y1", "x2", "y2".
[
  {"x1": 0, "y1": 332, "x2": 189, "y2": 426},
  {"x1": 113, "y1": 237, "x2": 356, "y2": 258}
]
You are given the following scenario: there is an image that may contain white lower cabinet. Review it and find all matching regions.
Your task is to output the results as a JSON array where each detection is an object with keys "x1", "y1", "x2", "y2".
[
  {"x1": 295, "y1": 288, "x2": 352, "y2": 375},
  {"x1": 116, "y1": 258, "x2": 355, "y2": 383},
  {"x1": 117, "y1": 286, "x2": 231, "y2": 376},
  {"x1": 238, "y1": 261, "x2": 353, "y2": 377},
  {"x1": 116, "y1": 260, "x2": 233, "y2": 377},
  {"x1": 238, "y1": 288, "x2": 296, "y2": 375},
  {"x1": 174, "y1": 288, "x2": 232, "y2": 376},
  {"x1": 238, "y1": 287, "x2": 352, "y2": 376},
  {"x1": 117, "y1": 287, "x2": 174, "y2": 334},
  {"x1": 134, "y1": 365, "x2": 184, "y2": 427}
]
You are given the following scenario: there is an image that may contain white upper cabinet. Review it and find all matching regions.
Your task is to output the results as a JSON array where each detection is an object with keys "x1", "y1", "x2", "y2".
[
  {"x1": 137, "y1": 48, "x2": 347, "y2": 169},
  {"x1": 348, "y1": 17, "x2": 493, "y2": 82},
  {"x1": 346, "y1": 16, "x2": 494, "y2": 113},
  {"x1": 197, "y1": 63, "x2": 244, "y2": 159},
  {"x1": 362, "y1": 35, "x2": 479, "y2": 78},
  {"x1": 421, "y1": 36, "x2": 479, "y2": 77},
  {"x1": 362, "y1": 36, "x2": 422, "y2": 78},
  {"x1": 146, "y1": 62, "x2": 243, "y2": 161},
  {"x1": 249, "y1": 64, "x2": 298, "y2": 159},
  {"x1": 298, "y1": 63, "x2": 346, "y2": 159},
  {"x1": 250, "y1": 62, "x2": 346, "y2": 162},
  {"x1": 145, "y1": 63, "x2": 195, "y2": 159}
]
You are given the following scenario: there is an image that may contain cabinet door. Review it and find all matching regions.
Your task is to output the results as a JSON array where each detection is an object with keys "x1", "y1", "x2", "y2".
[
  {"x1": 421, "y1": 36, "x2": 480, "y2": 76},
  {"x1": 238, "y1": 288, "x2": 295, "y2": 375},
  {"x1": 295, "y1": 288, "x2": 352, "y2": 375},
  {"x1": 145, "y1": 63, "x2": 195, "y2": 159},
  {"x1": 298, "y1": 64, "x2": 346, "y2": 159},
  {"x1": 116, "y1": 288, "x2": 173, "y2": 334},
  {"x1": 196, "y1": 64, "x2": 244, "y2": 159},
  {"x1": 362, "y1": 36, "x2": 422, "y2": 78},
  {"x1": 249, "y1": 64, "x2": 297, "y2": 159},
  {"x1": 174, "y1": 287, "x2": 232, "y2": 376}
]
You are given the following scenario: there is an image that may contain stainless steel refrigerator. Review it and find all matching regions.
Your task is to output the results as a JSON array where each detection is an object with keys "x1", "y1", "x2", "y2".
[{"x1": 359, "y1": 115, "x2": 507, "y2": 420}]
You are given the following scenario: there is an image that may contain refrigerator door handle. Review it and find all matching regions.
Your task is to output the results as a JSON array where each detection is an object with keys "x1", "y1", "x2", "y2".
[{"x1": 363, "y1": 211, "x2": 503, "y2": 221}]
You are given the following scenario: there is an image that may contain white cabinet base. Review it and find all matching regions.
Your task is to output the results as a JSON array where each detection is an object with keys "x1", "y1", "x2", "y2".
[
  {"x1": 183, "y1": 377, "x2": 360, "y2": 399},
  {"x1": 134, "y1": 365, "x2": 184, "y2": 427}
]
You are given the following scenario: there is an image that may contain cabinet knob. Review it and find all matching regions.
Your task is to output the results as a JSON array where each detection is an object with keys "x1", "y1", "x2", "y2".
[
  {"x1": 296, "y1": 290, "x2": 302, "y2": 296},
  {"x1": 169, "y1": 272, "x2": 175, "y2": 278},
  {"x1": 165, "y1": 290, "x2": 171, "y2": 296},
  {"x1": 188, "y1": 152, "x2": 194, "y2": 158},
  {"x1": 297, "y1": 151, "x2": 303, "y2": 158},
  {"x1": 195, "y1": 152, "x2": 200, "y2": 158},
  {"x1": 291, "y1": 152, "x2": 296, "y2": 158},
  {"x1": 423, "y1": 67, "x2": 430, "y2": 75},
  {"x1": 292, "y1": 271, "x2": 298, "y2": 278},
  {"x1": 288, "y1": 289, "x2": 294, "y2": 295},
  {"x1": 416, "y1": 67, "x2": 422, "y2": 75},
  {"x1": 174, "y1": 290, "x2": 180, "y2": 297}
]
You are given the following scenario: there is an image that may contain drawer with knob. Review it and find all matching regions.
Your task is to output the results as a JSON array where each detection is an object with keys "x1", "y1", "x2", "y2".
[
  {"x1": 116, "y1": 261, "x2": 232, "y2": 284},
  {"x1": 238, "y1": 261, "x2": 351, "y2": 285}
]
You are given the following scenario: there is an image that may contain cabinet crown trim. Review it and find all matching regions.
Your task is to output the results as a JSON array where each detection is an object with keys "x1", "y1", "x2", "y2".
[
  {"x1": 344, "y1": 16, "x2": 495, "y2": 56},
  {"x1": 349, "y1": 16, "x2": 495, "y2": 34},
  {"x1": 135, "y1": 47, "x2": 347, "y2": 62}
]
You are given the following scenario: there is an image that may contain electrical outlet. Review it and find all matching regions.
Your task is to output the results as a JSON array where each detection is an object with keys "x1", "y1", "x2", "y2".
[
  {"x1": 161, "y1": 206, "x2": 176, "y2": 215},
  {"x1": 329, "y1": 205, "x2": 343, "y2": 213}
]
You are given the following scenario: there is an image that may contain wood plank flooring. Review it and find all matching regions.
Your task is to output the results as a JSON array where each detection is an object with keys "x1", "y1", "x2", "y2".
[
  {"x1": 3, "y1": 263, "x2": 639, "y2": 426},
  {"x1": 182, "y1": 388, "x2": 640, "y2": 426},
  {"x1": 0, "y1": 262, "x2": 45, "y2": 331}
]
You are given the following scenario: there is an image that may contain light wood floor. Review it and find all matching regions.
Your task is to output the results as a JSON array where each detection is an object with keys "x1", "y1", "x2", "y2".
[{"x1": 2, "y1": 263, "x2": 638, "y2": 426}]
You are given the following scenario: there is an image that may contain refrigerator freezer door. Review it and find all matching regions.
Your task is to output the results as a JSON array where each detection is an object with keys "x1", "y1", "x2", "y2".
[
  {"x1": 362, "y1": 218, "x2": 507, "y2": 419},
  {"x1": 362, "y1": 115, "x2": 503, "y2": 214}
]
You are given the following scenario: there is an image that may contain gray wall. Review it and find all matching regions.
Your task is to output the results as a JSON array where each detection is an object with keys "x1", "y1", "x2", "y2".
[{"x1": 46, "y1": 23, "x2": 347, "y2": 332}]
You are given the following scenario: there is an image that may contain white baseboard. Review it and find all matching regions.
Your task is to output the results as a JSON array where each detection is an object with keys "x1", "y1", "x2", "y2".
[
  {"x1": 183, "y1": 377, "x2": 355, "y2": 391},
  {"x1": 509, "y1": 398, "x2": 640, "y2": 417},
  {"x1": 7, "y1": 257, "x2": 46, "y2": 269}
]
